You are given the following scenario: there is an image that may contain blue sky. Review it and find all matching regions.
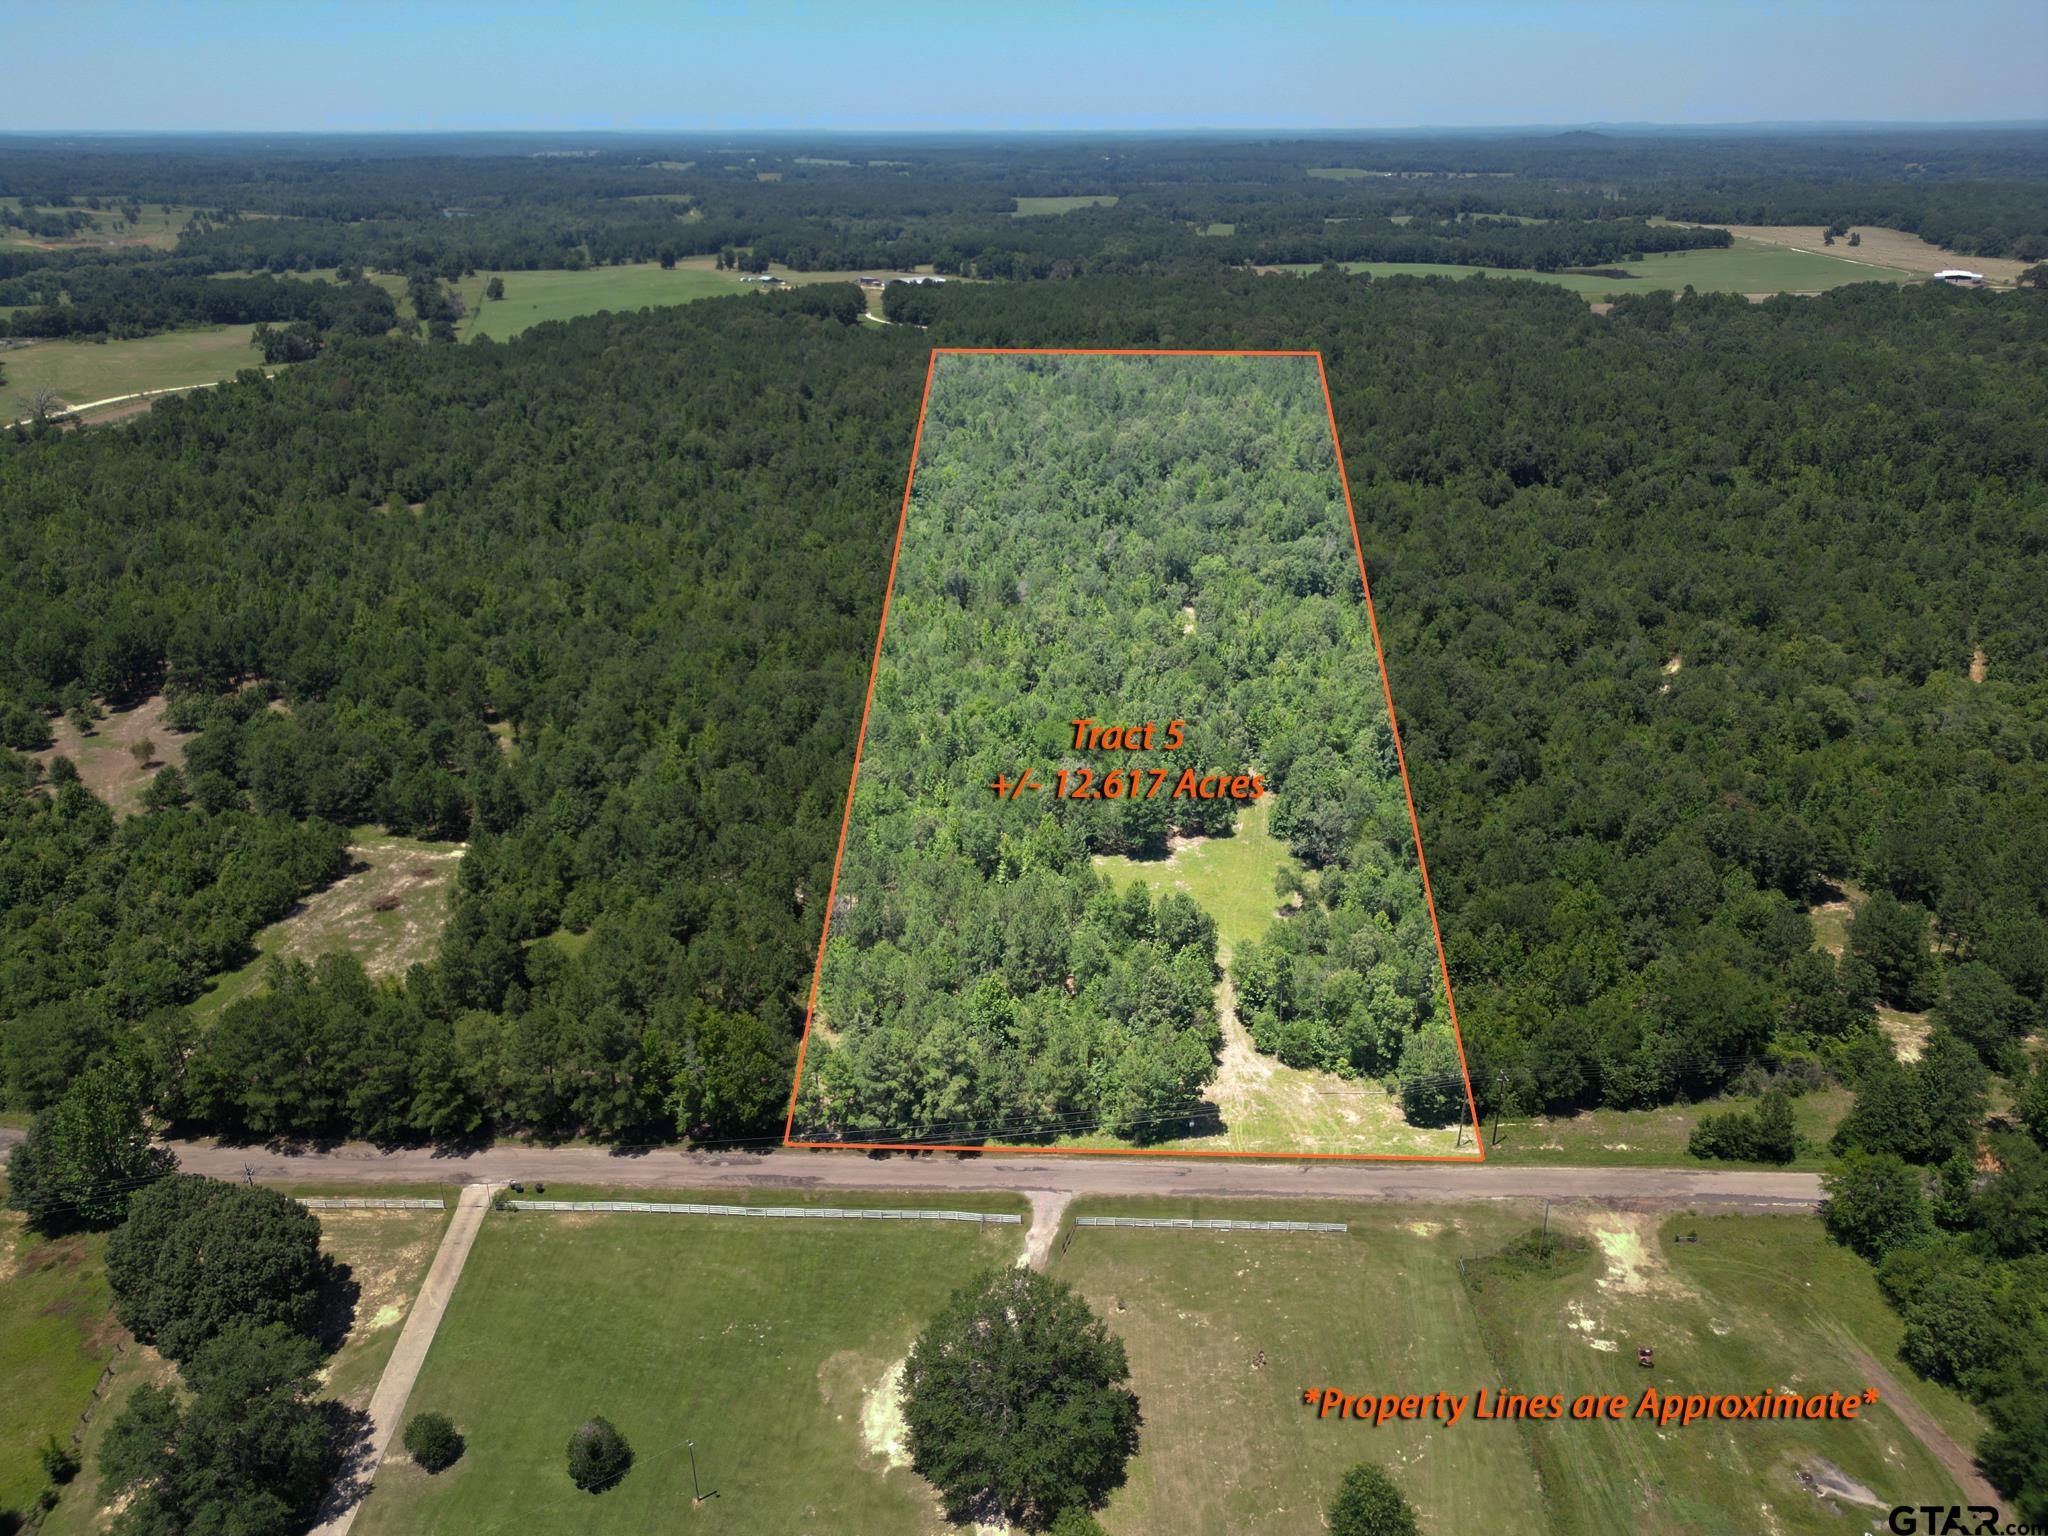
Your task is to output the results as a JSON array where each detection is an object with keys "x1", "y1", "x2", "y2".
[{"x1": 6, "y1": 0, "x2": 2043, "y2": 133}]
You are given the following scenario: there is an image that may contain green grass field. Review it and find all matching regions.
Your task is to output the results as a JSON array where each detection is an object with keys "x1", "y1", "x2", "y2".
[
  {"x1": 0, "y1": 1213, "x2": 119, "y2": 1519},
  {"x1": 190, "y1": 826, "x2": 465, "y2": 1019},
  {"x1": 456, "y1": 264, "x2": 736, "y2": 340},
  {"x1": 1487, "y1": 1088, "x2": 1853, "y2": 1169},
  {"x1": 1051, "y1": 1198, "x2": 1544, "y2": 1534},
  {"x1": 37, "y1": 1192, "x2": 452, "y2": 1535},
  {"x1": 350, "y1": 1196, "x2": 1025, "y2": 1536},
  {"x1": 1095, "y1": 800, "x2": 1298, "y2": 961},
  {"x1": 1271, "y1": 238, "x2": 1914, "y2": 298},
  {"x1": 1461, "y1": 1211, "x2": 1983, "y2": 1534},
  {"x1": 3, "y1": 325, "x2": 268, "y2": 414},
  {"x1": 1013, "y1": 194, "x2": 1120, "y2": 216}
]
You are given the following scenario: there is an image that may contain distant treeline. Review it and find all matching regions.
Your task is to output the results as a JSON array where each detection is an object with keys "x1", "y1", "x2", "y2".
[{"x1": 0, "y1": 265, "x2": 397, "y2": 340}]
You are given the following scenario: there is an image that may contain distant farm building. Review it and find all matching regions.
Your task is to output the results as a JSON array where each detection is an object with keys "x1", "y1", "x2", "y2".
[{"x1": 1934, "y1": 269, "x2": 1986, "y2": 286}]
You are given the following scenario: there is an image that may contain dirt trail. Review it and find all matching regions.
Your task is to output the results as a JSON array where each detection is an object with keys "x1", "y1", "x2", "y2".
[
  {"x1": 1022, "y1": 1190, "x2": 1072, "y2": 1270},
  {"x1": 1846, "y1": 1346, "x2": 2002, "y2": 1513}
]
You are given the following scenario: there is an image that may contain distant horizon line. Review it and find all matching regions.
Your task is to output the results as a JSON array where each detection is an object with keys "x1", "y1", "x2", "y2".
[{"x1": 4, "y1": 119, "x2": 2047, "y2": 140}]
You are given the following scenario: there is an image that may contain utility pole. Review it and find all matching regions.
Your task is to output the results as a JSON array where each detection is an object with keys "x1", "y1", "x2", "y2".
[
  {"x1": 1489, "y1": 1071, "x2": 1506, "y2": 1150},
  {"x1": 688, "y1": 1439, "x2": 702, "y2": 1506}
]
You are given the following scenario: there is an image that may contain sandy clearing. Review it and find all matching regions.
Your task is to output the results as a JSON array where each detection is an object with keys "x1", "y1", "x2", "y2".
[{"x1": 31, "y1": 693, "x2": 189, "y2": 817}]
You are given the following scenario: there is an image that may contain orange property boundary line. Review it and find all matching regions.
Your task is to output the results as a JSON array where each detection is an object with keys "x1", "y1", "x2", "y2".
[{"x1": 782, "y1": 347, "x2": 1486, "y2": 1163}]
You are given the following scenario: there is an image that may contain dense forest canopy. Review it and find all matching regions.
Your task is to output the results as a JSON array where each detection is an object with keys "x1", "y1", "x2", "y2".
[
  {"x1": 2, "y1": 271, "x2": 2041, "y2": 1155},
  {"x1": 795, "y1": 355, "x2": 1456, "y2": 1146}
]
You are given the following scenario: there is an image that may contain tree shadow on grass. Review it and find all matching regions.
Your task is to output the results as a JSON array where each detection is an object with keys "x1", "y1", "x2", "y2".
[{"x1": 313, "y1": 1255, "x2": 360, "y2": 1356}]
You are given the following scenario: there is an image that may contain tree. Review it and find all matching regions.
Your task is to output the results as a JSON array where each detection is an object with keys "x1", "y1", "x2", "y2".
[
  {"x1": 129, "y1": 736, "x2": 155, "y2": 767},
  {"x1": 404, "y1": 1410, "x2": 464, "y2": 1472},
  {"x1": 2018, "y1": 262, "x2": 2048, "y2": 290},
  {"x1": 105, "y1": 1174, "x2": 328, "y2": 1361},
  {"x1": 1821, "y1": 1152, "x2": 1930, "y2": 1260},
  {"x1": 97, "y1": 1321, "x2": 342, "y2": 1536},
  {"x1": 567, "y1": 1417, "x2": 633, "y2": 1492},
  {"x1": 1688, "y1": 1089, "x2": 1796, "y2": 1164},
  {"x1": 4, "y1": 1065, "x2": 173, "y2": 1234},
  {"x1": 142, "y1": 763, "x2": 190, "y2": 811},
  {"x1": 1849, "y1": 891, "x2": 1938, "y2": 1010},
  {"x1": 485, "y1": 276, "x2": 505, "y2": 301},
  {"x1": 903, "y1": 1267, "x2": 1139, "y2": 1529},
  {"x1": 1397, "y1": 1026, "x2": 1466, "y2": 1128},
  {"x1": 1329, "y1": 1462, "x2": 1420, "y2": 1536}
]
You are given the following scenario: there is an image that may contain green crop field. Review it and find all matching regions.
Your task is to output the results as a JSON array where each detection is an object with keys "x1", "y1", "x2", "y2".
[
  {"x1": 1460, "y1": 1210, "x2": 1983, "y2": 1534},
  {"x1": 1013, "y1": 194, "x2": 1120, "y2": 215},
  {"x1": 3, "y1": 325, "x2": 268, "y2": 415},
  {"x1": 350, "y1": 1197, "x2": 1025, "y2": 1536},
  {"x1": 1272, "y1": 237, "x2": 1914, "y2": 298},
  {"x1": 455, "y1": 264, "x2": 736, "y2": 340}
]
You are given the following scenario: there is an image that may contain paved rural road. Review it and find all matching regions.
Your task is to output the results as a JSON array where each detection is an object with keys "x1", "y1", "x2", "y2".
[{"x1": 0, "y1": 1131, "x2": 1821, "y2": 1211}]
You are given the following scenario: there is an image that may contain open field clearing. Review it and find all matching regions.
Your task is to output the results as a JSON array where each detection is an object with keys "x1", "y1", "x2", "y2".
[
  {"x1": 35, "y1": 1192, "x2": 452, "y2": 1536},
  {"x1": 3, "y1": 325, "x2": 268, "y2": 416},
  {"x1": 29, "y1": 693, "x2": 188, "y2": 817},
  {"x1": 1269, "y1": 237, "x2": 1914, "y2": 298},
  {"x1": 1092, "y1": 802, "x2": 1461, "y2": 1156},
  {"x1": 350, "y1": 1195, "x2": 1024, "y2": 1536},
  {"x1": 1486, "y1": 1088, "x2": 1853, "y2": 1170},
  {"x1": 1013, "y1": 194, "x2": 1120, "y2": 215},
  {"x1": 0, "y1": 199, "x2": 201, "y2": 252},
  {"x1": 0, "y1": 1210, "x2": 119, "y2": 1519},
  {"x1": 1704, "y1": 224, "x2": 2035, "y2": 284},
  {"x1": 1462, "y1": 1210, "x2": 1986, "y2": 1533},
  {"x1": 1050, "y1": 1198, "x2": 1545, "y2": 1534},
  {"x1": 1097, "y1": 800, "x2": 1299, "y2": 958},
  {"x1": 191, "y1": 828, "x2": 465, "y2": 1018},
  {"x1": 672, "y1": 254, "x2": 947, "y2": 315},
  {"x1": 454, "y1": 263, "x2": 735, "y2": 340}
]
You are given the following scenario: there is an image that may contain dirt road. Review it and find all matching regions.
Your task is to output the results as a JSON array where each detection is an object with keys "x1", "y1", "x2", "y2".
[{"x1": 0, "y1": 1131, "x2": 1820, "y2": 1212}]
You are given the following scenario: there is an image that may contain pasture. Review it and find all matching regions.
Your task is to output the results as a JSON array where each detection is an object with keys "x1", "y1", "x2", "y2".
[
  {"x1": 27, "y1": 1188, "x2": 451, "y2": 1536},
  {"x1": 1052, "y1": 1200, "x2": 1983, "y2": 1536},
  {"x1": 349, "y1": 1193, "x2": 1026, "y2": 1536},
  {"x1": 3, "y1": 325, "x2": 268, "y2": 416},
  {"x1": 0, "y1": 199, "x2": 198, "y2": 252},
  {"x1": 1461, "y1": 1210, "x2": 1984, "y2": 1534},
  {"x1": 191, "y1": 827, "x2": 465, "y2": 1018},
  {"x1": 454, "y1": 264, "x2": 735, "y2": 340},
  {"x1": 0, "y1": 1212, "x2": 119, "y2": 1520},
  {"x1": 1271, "y1": 237, "x2": 1914, "y2": 298},
  {"x1": 1485, "y1": 1088, "x2": 1852, "y2": 1169},
  {"x1": 1705, "y1": 224, "x2": 2035, "y2": 285},
  {"x1": 1014, "y1": 194, "x2": 1120, "y2": 215}
]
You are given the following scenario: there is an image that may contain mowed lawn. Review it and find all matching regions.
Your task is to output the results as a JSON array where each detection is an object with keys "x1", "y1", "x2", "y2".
[
  {"x1": 455, "y1": 264, "x2": 735, "y2": 340},
  {"x1": 1050, "y1": 1199, "x2": 1545, "y2": 1535},
  {"x1": 352, "y1": 1199, "x2": 1025, "y2": 1536},
  {"x1": 1273, "y1": 237, "x2": 1914, "y2": 298},
  {"x1": 3, "y1": 325, "x2": 269, "y2": 412},
  {"x1": 1463, "y1": 1211, "x2": 1983, "y2": 1535}
]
